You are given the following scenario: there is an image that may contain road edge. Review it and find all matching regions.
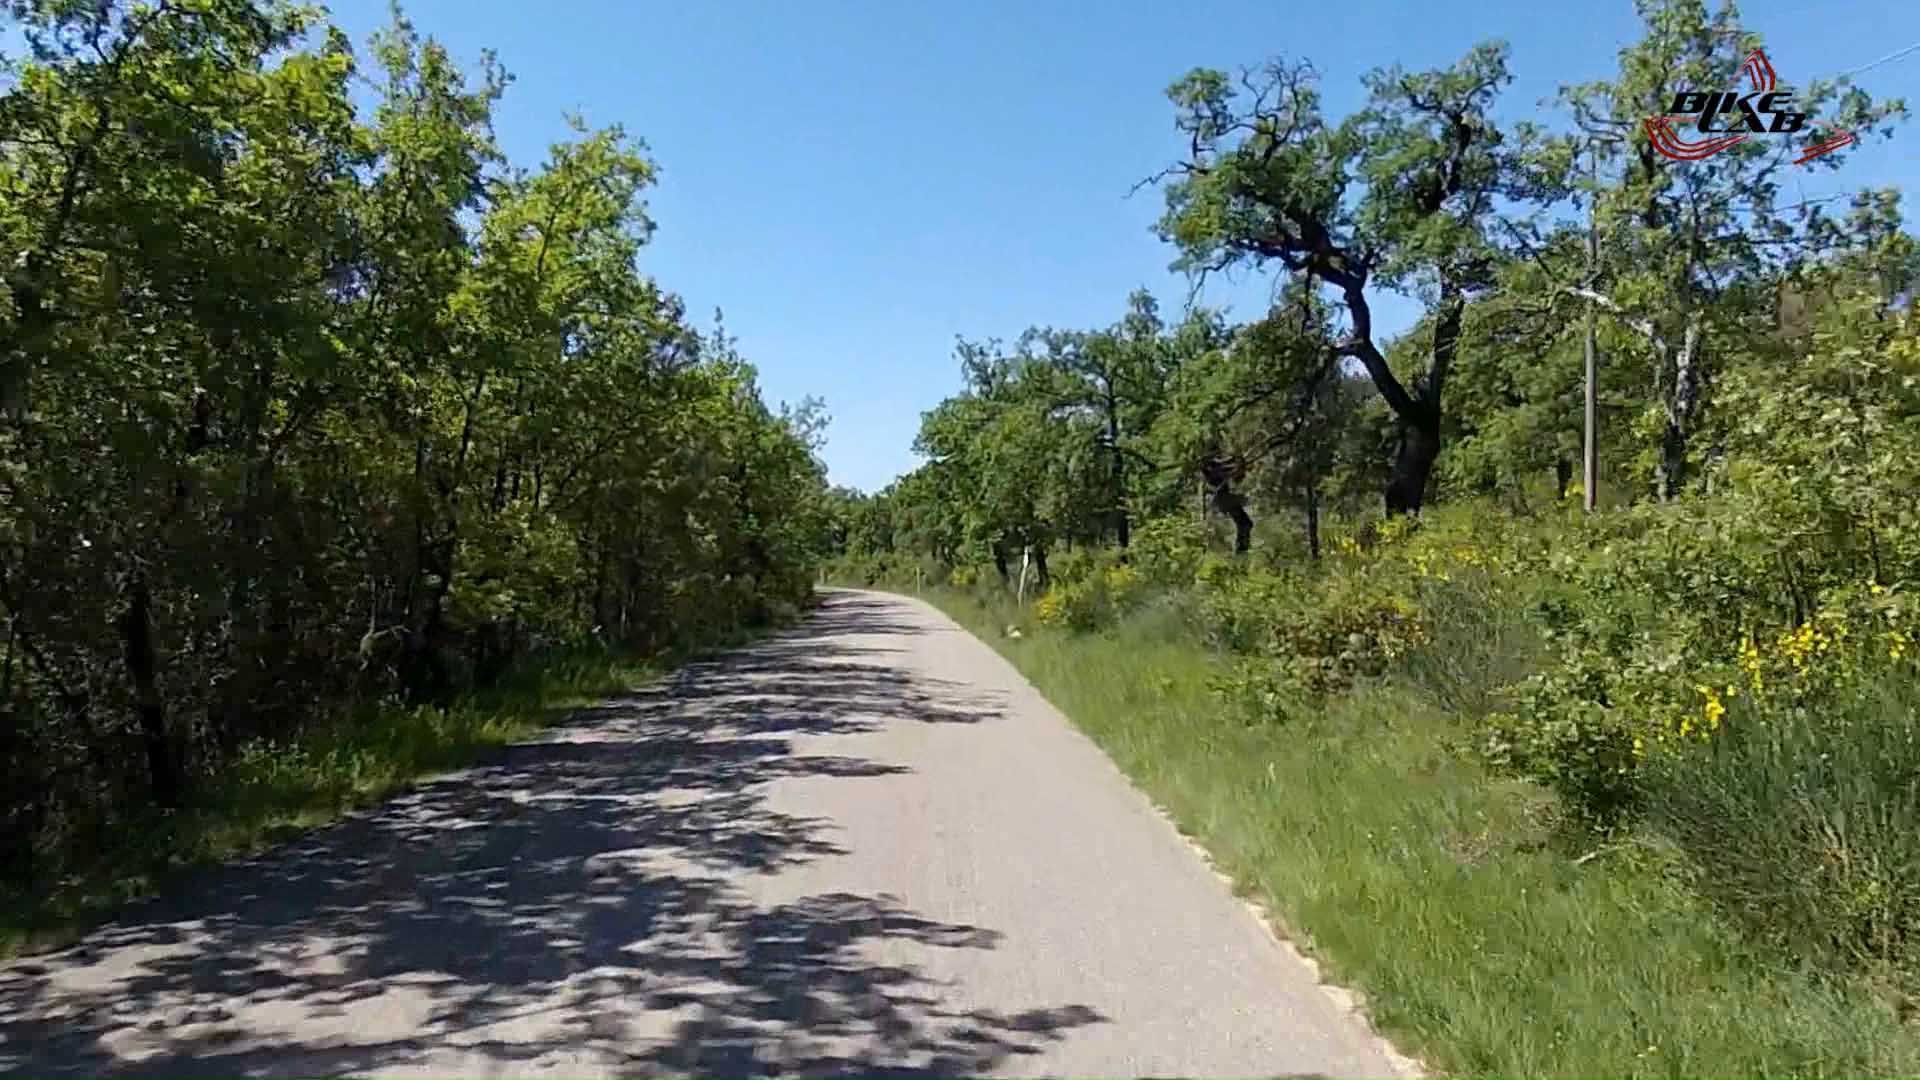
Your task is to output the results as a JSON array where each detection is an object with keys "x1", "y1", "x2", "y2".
[{"x1": 852, "y1": 586, "x2": 1430, "y2": 1080}]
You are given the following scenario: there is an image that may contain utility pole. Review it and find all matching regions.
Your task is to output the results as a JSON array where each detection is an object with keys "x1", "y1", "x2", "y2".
[{"x1": 1582, "y1": 146, "x2": 1600, "y2": 514}]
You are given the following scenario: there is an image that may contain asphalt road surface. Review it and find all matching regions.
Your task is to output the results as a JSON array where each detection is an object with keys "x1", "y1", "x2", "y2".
[{"x1": 0, "y1": 588, "x2": 1414, "y2": 1079}]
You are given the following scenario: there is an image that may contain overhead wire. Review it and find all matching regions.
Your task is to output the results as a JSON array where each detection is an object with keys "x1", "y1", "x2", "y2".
[{"x1": 1838, "y1": 40, "x2": 1920, "y2": 80}]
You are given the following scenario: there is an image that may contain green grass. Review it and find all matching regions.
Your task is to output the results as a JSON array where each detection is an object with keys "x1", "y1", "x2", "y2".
[
  {"x1": 0, "y1": 623, "x2": 770, "y2": 959},
  {"x1": 1642, "y1": 670, "x2": 1920, "y2": 1008},
  {"x1": 919, "y1": 585, "x2": 1920, "y2": 1079}
]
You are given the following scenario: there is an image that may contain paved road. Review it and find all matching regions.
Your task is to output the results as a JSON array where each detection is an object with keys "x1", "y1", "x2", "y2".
[{"x1": 0, "y1": 589, "x2": 1412, "y2": 1079}]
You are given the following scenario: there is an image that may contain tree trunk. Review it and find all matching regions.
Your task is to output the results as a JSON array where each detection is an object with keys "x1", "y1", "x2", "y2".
[
  {"x1": 1211, "y1": 489, "x2": 1253, "y2": 553},
  {"x1": 1385, "y1": 419, "x2": 1440, "y2": 515},
  {"x1": 1108, "y1": 398, "x2": 1129, "y2": 550},
  {"x1": 992, "y1": 543, "x2": 1010, "y2": 585},
  {"x1": 1555, "y1": 457, "x2": 1573, "y2": 500},
  {"x1": 1346, "y1": 278, "x2": 1459, "y2": 518},
  {"x1": 405, "y1": 529, "x2": 456, "y2": 701},
  {"x1": 1656, "y1": 317, "x2": 1704, "y2": 502},
  {"x1": 1, "y1": 610, "x2": 13, "y2": 701},
  {"x1": 1304, "y1": 477, "x2": 1321, "y2": 560},
  {"x1": 1033, "y1": 544, "x2": 1051, "y2": 590},
  {"x1": 1657, "y1": 423, "x2": 1686, "y2": 501},
  {"x1": 120, "y1": 573, "x2": 181, "y2": 809},
  {"x1": 1202, "y1": 456, "x2": 1254, "y2": 553},
  {"x1": 1230, "y1": 498, "x2": 1253, "y2": 553}
]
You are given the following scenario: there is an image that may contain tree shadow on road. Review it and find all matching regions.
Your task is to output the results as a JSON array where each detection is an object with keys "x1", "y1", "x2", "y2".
[
  {"x1": 614, "y1": 590, "x2": 1005, "y2": 738},
  {"x1": 0, "y1": 593, "x2": 1099, "y2": 1077}
]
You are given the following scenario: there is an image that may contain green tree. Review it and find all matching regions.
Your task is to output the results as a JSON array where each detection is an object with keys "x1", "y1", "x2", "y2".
[
  {"x1": 1152, "y1": 43, "x2": 1517, "y2": 513},
  {"x1": 0, "y1": 0, "x2": 832, "y2": 881},
  {"x1": 1154, "y1": 288, "x2": 1357, "y2": 554},
  {"x1": 1544, "y1": 0, "x2": 1904, "y2": 499}
]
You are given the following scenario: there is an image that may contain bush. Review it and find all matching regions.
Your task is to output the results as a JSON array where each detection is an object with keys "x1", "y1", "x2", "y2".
[
  {"x1": 1481, "y1": 505, "x2": 1920, "y2": 827},
  {"x1": 1269, "y1": 576, "x2": 1432, "y2": 694},
  {"x1": 1034, "y1": 553, "x2": 1147, "y2": 632},
  {"x1": 1194, "y1": 560, "x2": 1429, "y2": 696},
  {"x1": 1641, "y1": 664, "x2": 1920, "y2": 999},
  {"x1": 1396, "y1": 568, "x2": 1550, "y2": 716},
  {"x1": 1207, "y1": 656, "x2": 1308, "y2": 725},
  {"x1": 824, "y1": 552, "x2": 915, "y2": 588},
  {"x1": 1190, "y1": 561, "x2": 1301, "y2": 652},
  {"x1": 1131, "y1": 514, "x2": 1210, "y2": 586}
]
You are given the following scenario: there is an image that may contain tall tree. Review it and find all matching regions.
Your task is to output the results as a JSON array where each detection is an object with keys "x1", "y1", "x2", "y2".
[
  {"x1": 1546, "y1": 0, "x2": 1904, "y2": 499},
  {"x1": 1152, "y1": 44, "x2": 1516, "y2": 513},
  {"x1": 1027, "y1": 290, "x2": 1219, "y2": 549},
  {"x1": 0, "y1": 0, "x2": 833, "y2": 877},
  {"x1": 1154, "y1": 287, "x2": 1352, "y2": 554}
]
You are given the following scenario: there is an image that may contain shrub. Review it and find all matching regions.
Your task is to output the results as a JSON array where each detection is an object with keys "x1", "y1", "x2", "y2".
[
  {"x1": 1481, "y1": 509, "x2": 1920, "y2": 827},
  {"x1": 1131, "y1": 514, "x2": 1210, "y2": 586},
  {"x1": 1396, "y1": 568, "x2": 1550, "y2": 716},
  {"x1": 1641, "y1": 663, "x2": 1920, "y2": 998},
  {"x1": 1207, "y1": 656, "x2": 1305, "y2": 725},
  {"x1": 1194, "y1": 560, "x2": 1429, "y2": 696},
  {"x1": 1044, "y1": 546, "x2": 1099, "y2": 588},
  {"x1": 1191, "y1": 562, "x2": 1302, "y2": 653},
  {"x1": 1266, "y1": 576, "x2": 1430, "y2": 694},
  {"x1": 1033, "y1": 554, "x2": 1148, "y2": 632}
]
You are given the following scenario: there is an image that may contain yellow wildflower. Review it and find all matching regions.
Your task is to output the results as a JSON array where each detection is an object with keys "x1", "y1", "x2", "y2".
[
  {"x1": 1778, "y1": 623, "x2": 1819, "y2": 673},
  {"x1": 1698, "y1": 684, "x2": 1726, "y2": 732},
  {"x1": 1034, "y1": 590, "x2": 1065, "y2": 626},
  {"x1": 1739, "y1": 633, "x2": 1765, "y2": 693}
]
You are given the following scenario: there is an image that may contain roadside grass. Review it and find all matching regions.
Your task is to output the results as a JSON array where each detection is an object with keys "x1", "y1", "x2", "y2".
[
  {"x1": 915, "y1": 584, "x2": 1920, "y2": 1079},
  {"x1": 0, "y1": 623, "x2": 769, "y2": 960}
]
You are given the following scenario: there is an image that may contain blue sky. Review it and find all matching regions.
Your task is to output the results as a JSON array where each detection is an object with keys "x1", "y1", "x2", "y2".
[{"x1": 324, "y1": 0, "x2": 1920, "y2": 493}]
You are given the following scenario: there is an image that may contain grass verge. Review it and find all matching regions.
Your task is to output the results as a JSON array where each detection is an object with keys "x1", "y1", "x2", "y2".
[
  {"x1": 914, "y1": 584, "x2": 1920, "y2": 1079},
  {"x1": 0, "y1": 622, "x2": 771, "y2": 960}
]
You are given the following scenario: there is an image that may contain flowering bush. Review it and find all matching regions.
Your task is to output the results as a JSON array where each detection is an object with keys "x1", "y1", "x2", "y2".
[
  {"x1": 1642, "y1": 655, "x2": 1920, "y2": 995},
  {"x1": 1033, "y1": 588, "x2": 1068, "y2": 627},
  {"x1": 1480, "y1": 496, "x2": 1920, "y2": 825},
  {"x1": 1195, "y1": 560, "x2": 1430, "y2": 696},
  {"x1": 1032, "y1": 554, "x2": 1147, "y2": 631},
  {"x1": 1131, "y1": 514, "x2": 1210, "y2": 586}
]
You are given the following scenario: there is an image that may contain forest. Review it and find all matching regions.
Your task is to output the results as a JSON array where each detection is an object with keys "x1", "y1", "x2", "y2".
[
  {"x1": 0, "y1": 1, "x2": 831, "y2": 914},
  {"x1": 825, "y1": 0, "x2": 1920, "y2": 1045}
]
